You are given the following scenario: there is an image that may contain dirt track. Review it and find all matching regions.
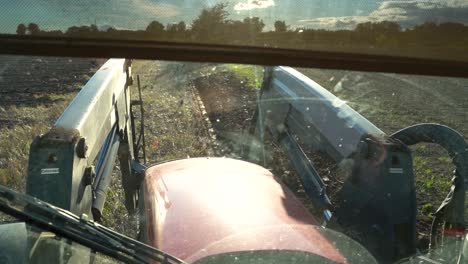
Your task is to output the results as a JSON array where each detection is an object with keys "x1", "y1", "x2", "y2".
[{"x1": 193, "y1": 70, "x2": 257, "y2": 158}]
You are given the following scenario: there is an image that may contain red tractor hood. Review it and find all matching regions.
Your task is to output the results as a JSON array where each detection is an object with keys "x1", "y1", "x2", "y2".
[{"x1": 141, "y1": 157, "x2": 348, "y2": 263}]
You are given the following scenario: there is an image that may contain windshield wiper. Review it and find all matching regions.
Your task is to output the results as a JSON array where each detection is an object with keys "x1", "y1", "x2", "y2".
[{"x1": 0, "y1": 184, "x2": 185, "y2": 264}]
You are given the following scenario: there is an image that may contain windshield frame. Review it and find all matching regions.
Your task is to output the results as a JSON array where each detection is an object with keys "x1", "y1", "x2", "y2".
[{"x1": 0, "y1": 34, "x2": 468, "y2": 78}]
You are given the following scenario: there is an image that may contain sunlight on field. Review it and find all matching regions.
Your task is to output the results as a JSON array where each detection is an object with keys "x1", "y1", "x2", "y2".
[{"x1": 225, "y1": 64, "x2": 263, "y2": 90}]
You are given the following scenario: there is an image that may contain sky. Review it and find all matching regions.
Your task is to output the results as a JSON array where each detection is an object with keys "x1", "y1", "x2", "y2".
[{"x1": 1, "y1": 0, "x2": 468, "y2": 33}]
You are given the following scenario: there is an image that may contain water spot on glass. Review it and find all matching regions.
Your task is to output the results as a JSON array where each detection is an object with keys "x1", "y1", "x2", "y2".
[
  {"x1": 26, "y1": 72, "x2": 31, "y2": 76},
  {"x1": 334, "y1": 81, "x2": 343, "y2": 92},
  {"x1": 329, "y1": 76, "x2": 335, "y2": 82},
  {"x1": 240, "y1": 80, "x2": 244, "y2": 84},
  {"x1": 216, "y1": 119, "x2": 220, "y2": 122},
  {"x1": 332, "y1": 98, "x2": 345, "y2": 108},
  {"x1": 387, "y1": 193, "x2": 391, "y2": 197},
  {"x1": 298, "y1": 29, "x2": 304, "y2": 33},
  {"x1": 307, "y1": 125, "x2": 311, "y2": 129},
  {"x1": 306, "y1": 107, "x2": 310, "y2": 111},
  {"x1": 340, "y1": 138, "x2": 344, "y2": 141},
  {"x1": 338, "y1": 144, "x2": 343, "y2": 148},
  {"x1": 211, "y1": 66, "x2": 216, "y2": 71},
  {"x1": 392, "y1": 92, "x2": 395, "y2": 96},
  {"x1": 337, "y1": 110, "x2": 352, "y2": 119},
  {"x1": 345, "y1": 118, "x2": 356, "y2": 128}
]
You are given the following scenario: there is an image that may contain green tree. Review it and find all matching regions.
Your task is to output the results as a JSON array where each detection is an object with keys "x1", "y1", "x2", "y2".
[
  {"x1": 146, "y1": 21, "x2": 165, "y2": 33},
  {"x1": 191, "y1": 3, "x2": 229, "y2": 41},
  {"x1": 355, "y1": 22, "x2": 373, "y2": 33},
  {"x1": 167, "y1": 21, "x2": 186, "y2": 33},
  {"x1": 16, "y1": 24, "x2": 26, "y2": 35},
  {"x1": 176, "y1": 21, "x2": 186, "y2": 32},
  {"x1": 274, "y1": 20, "x2": 287, "y2": 33},
  {"x1": 27, "y1": 23, "x2": 40, "y2": 35},
  {"x1": 90, "y1": 24, "x2": 98, "y2": 32},
  {"x1": 65, "y1": 25, "x2": 96, "y2": 36},
  {"x1": 356, "y1": 21, "x2": 400, "y2": 34},
  {"x1": 355, "y1": 21, "x2": 401, "y2": 46},
  {"x1": 243, "y1": 17, "x2": 265, "y2": 34},
  {"x1": 166, "y1": 23, "x2": 177, "y2": 33}
]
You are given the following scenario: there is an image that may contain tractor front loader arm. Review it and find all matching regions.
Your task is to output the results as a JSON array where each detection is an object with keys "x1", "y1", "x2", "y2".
[{"x1": 26, "y1": 59, "x2": 142, "y2": 221}]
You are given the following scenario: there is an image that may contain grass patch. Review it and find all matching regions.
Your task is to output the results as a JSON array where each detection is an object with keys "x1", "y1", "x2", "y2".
[
  {"x1": 224, "y1": 64, "x2": 263, "y2": 90},
  {"x1": 412, "y1": 146, "x2": 454, "y2": 223},
  {"x1": 0, "y1": 94, "x2": 75, "y2": 192},
  {"x1": 101, "y1": 167, "x2": 138, "y2": 238}
]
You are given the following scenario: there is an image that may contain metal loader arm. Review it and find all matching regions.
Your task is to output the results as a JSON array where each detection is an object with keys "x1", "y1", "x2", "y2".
[
  {"x1": 251, "y1": 66, "x2": 418, "y2": 262},
  {"x1": 26, "y1": 59, "x2": 141, "y2": 221}
]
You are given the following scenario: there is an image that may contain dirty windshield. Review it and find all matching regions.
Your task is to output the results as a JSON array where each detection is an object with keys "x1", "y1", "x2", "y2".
[{"x1": 1, "y1": 1, "x2": 468, "y2": 264}]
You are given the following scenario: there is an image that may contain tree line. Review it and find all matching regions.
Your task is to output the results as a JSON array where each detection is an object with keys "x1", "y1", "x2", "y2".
[{"x1": 13, "y1": 3, "x2": 468, "y2": 61}]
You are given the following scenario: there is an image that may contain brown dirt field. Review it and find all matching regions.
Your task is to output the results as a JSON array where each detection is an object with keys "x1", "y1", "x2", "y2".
[{"x1": 0, "y1": 55, "x2": 102, "y2": 191}]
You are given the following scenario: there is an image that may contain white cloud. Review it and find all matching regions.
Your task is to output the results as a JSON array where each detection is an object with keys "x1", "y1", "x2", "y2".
[
  {"x1": 132, "y1": 0, "x2": 181, "y2": 17},
  {"x1": 297, "y1": 0, "x2": 468, "y2": 30},
  {"x1": 234, "y1": 0, "x2": 275, "y2": 11}
]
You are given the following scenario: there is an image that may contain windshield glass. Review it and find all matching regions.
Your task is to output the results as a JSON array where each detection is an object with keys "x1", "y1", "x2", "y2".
[
  {"x1": 0, "y1": 55, "x2": 466, "y2": 263},
  {"x1": 0, "y1": 211, "x2": 120, "y2": 264},
  {"x1": 1, "y1": 1, "x2": 468, "y2": 63}
]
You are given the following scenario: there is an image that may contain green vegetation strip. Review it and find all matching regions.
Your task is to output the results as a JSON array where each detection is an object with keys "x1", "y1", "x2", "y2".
[{"x1": 224, "y1": 64, "x2": 263, "y2": 90}]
